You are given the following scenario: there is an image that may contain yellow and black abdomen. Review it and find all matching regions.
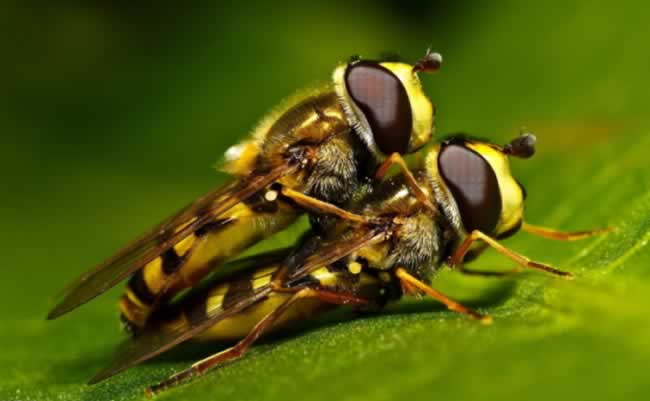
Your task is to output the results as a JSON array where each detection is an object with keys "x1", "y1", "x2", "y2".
[
  {"x1": 152, "y1": 263, "x2": 395, "y2": 342},
  {"x1": 120, "y1": 90, "x2": 372, "y2": 333},
  {"x1": 119, "y1": 190, "x2": 300, "y2": 332}
]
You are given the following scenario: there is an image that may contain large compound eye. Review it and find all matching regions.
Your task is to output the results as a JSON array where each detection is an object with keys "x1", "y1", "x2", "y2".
[
  {"x1": 345, "y1": 62, "x2": 412, "y2": 154},
  {"x1": 438, "y1": 144, "x2": 502, "y2": 233}
]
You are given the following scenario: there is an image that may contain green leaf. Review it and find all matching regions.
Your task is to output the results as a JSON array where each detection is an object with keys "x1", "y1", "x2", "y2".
[{"x1": 2, "y1": 2, "x2": 650, "y2": 401}]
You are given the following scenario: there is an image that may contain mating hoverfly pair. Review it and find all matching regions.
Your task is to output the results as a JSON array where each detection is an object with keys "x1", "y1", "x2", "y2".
[{"x1": 47, "y1": 50, "x2": 609, "y2": 395}]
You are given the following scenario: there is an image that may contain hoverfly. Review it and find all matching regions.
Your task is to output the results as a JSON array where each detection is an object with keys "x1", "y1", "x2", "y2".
[
  {"x1": 87, "y1": 133, "x2": 610, "y2": 394},
  {"x1": 46, "y1": 50, "x2": 443, "y2": 332}
]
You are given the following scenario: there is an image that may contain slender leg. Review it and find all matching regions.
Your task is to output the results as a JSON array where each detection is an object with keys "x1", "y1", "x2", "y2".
[
  {"x1": 459, "y1": 242, "x2": 488, "y2": 264},
  {"x1": 451, "y1": 244, "x2": 518, "y2": 276},
  {"x1": 456, "y1": 265, "x2": 521, "y2": 277},
  {"x1": 280, "y1": 186, "x2": 371, "y2": 225},
  {"x1": 395, "y1": 268, "x2": 492, "y2": 324},
  {"x1": 448, "y1": 230, "x2": 573, "y2": 279},
  {"x1": 145, "y1": 287, "x2": 368, "y2": 395},
  {"x1": 522, "y1": 222, "x2": 613, "y2": 241},
  {"x1": 375, "y1": 153, "x2": 436, "y2": 212}
]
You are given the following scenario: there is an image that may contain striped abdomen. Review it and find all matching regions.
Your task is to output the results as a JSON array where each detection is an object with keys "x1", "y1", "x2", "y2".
[
  {"x1": 152, "y1": 262, "x2": 397, "y2": 342},
  {"x1": 119, "y1": 188, "x2": 300, "y2": 333}
]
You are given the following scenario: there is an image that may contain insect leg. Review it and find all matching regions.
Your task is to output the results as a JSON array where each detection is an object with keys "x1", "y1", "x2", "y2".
[
  {"x1": 374, "y1": 152, "x2": 435, "y2": 212},
  {"x1": 455, "y1": 265, "x2": 521, "y2": 277},
  {"x1": 448, "y1": 230, "x2": 573, "y2": 279},
  {"x1": 522, "y1": 222, "x2": 613, "y2": 241},
  {"x1": 395, "y1": 268, "x2": 492, "y2": 324},
  {"x1": 279, "y1": 186, "x2": 371, "y2": 224},
  {"x1": 453, "y1": 244, "x2": 519, "y2": 276},
  {"x1": 145, "y1": 287, "x2": 368, "y2": 395}
]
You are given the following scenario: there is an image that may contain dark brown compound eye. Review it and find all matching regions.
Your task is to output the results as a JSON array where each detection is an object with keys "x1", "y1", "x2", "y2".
[
  {"x1": 438, "y1": 144, "x2": 502, "y2": 234},
  {"x1": 345, "y1": 62, "x2": 412, "y2": 155}
]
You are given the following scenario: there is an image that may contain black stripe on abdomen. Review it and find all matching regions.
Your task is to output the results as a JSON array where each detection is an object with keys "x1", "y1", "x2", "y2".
[
  {"x1": 128, "y1": 269, "x2": 156, "y2": 305},
  {"x1": 223, "y1": 278, "x2": 254, "y2": 310},
  {"x1": 161, "y1": 248, "x2": 183, "y2": 275},
  {"x1": 195, "y1": 218, "x2": 234, "y2": 238}
]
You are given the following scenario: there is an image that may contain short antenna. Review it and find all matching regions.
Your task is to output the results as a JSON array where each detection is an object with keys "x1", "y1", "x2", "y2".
[
  {"x1": 504, "y1": 132, "x2": 537, "y2": 158},
  {"x1": 413, "y1": 48, "x2": 442, "y2": 73}
]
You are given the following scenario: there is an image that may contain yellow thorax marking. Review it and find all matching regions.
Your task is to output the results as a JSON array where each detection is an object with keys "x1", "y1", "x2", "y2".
[{"x1": 347, "y1": 261, "x2": 362, "y2": 275}]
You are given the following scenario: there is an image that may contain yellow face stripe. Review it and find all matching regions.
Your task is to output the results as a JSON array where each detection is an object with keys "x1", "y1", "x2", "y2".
[
  {"x1": 380, "y1": 62, "x2": 434, "y2": 152},
  {"x1": 466, "y1": 143, "x2": 525, "y2": 235},
  {"x1": 425, "y1": 141, "x2": 525, "y2": 237}
]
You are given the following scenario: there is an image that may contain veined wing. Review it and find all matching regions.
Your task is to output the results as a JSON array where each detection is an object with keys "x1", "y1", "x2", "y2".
[
  {"x1": 47, "y1": 165, "x2": 295, "y2": 320},
  {"x1": 88, "y1": 249, "x2": 292, "y2": 384},
  {"x1": 287, "y1": 227, "x2": 389, "y2": 282},
  {"x1": 89, "y1": 228, "x2": 388, "y2": 384}
]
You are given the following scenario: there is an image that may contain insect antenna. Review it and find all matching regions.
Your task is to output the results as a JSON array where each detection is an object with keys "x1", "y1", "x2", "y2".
[
  {"x1": 412, "y1": 48, "x2": 443, "y2": 73},
  {"x1": 503, "y1": 132, "x2": 537, "y2": 159}
]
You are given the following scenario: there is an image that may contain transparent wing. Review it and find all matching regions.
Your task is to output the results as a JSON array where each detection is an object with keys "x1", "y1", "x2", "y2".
[
  {"x1": 286, "y1": 227, "x2": 388, "y2": 281},
  {"x1": 88, "y1": 249, "x2": 292, "y2": 384},
  {"x1": 89, "y1": 227, "x2": 388, "y2": 384},
  {"x1": 48, "y1": 165, "x2": 295, "y2": 319}
]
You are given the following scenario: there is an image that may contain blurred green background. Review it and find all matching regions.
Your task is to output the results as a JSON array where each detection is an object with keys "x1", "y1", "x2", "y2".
[{"x1": 2, "y1": 1, "x2": 650, "y2": 400}]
